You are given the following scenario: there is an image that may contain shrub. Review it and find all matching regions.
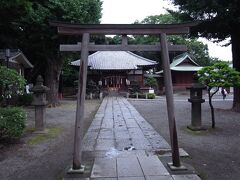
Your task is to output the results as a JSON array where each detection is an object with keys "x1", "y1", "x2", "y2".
[
  {"x1": 0, "y1": 66, "x2": 26, "y2": 106},
  {"x1": 145, "y1": 77, "x2": 157, "y2": 87},
  {"x1": 0, "y1": 107, "x2": 26, "y2": 139},
  {"x1": 18, "y1": 93, "x2": 33, "y2": 106},
  {"x1": 147, "y1": 93, "x2": 156, "y2": 99}
]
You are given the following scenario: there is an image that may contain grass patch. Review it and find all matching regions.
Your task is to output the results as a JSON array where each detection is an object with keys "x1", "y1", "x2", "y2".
[
  {"x1": 27, "y1": 127, "x2": 62, "y2": 145},
  {"x1": 24, "y1": 127, "x2": 35, "y2": 133},
  {"x1": 199, "y1": 172, "x2": 208, "y2": 180},
  {"x1": 182, "y1": 126, "x2": 208, "y2": 136}
]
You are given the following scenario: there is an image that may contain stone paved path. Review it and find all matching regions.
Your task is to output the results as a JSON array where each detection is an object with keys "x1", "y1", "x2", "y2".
[{"x1": 66, "y1": 97, "x2": 201, "y2": 180}]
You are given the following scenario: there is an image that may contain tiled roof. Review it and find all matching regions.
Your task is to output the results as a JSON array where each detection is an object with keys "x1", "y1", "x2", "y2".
[
  {"x1": 170, "y1": 52, "x2": 199, "y2": 68},
  {"x1": 171, "y1": 66, "x2": 202, "y2": 71},
  {"x1": 156, "y1": 52, "x2": 202, "y2": 74},
  {"x1": 0, "y1": 49, "x2": 33, "y2": 68},
  {"x1": 71, "y1": 51, "x2": 157, "y2": 70}
]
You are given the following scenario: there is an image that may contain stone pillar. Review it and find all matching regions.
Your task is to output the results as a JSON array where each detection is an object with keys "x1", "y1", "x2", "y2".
[
  {"x1": 89, "y1": 93, "x2": 93, "y2": 99},
  {"x1": 99, "y1": 92, "x2": 103, "y2": 100},
  {"x1": 187, "y1": 78, "x2": 206, "y2": 131},
  {"x1": 31, "y1": 75, "x2": 49, "y2": 133}
]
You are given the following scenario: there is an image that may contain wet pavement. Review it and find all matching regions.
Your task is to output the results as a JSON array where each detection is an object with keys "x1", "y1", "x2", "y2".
[{"x1": 65, "y1": 97, "x2": 201, "y2": 180}]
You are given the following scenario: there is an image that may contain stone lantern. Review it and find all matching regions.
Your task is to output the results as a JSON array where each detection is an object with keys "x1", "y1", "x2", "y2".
[
  {"x1": 186, "y1": 75, "x2": 206, "y2": 131},
  {"x1": 31, "y1": 75, "x2": 49, "y2": 133}
]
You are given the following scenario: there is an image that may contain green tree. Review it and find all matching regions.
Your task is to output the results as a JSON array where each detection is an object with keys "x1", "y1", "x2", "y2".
[
  {"x1": 0, "y1": 66, "x2": 26, "y2": 106},
  {"x1": 0, "y1": 0, "x2": 102, "y2": 106},
  {"x1": 62, "y1": 56, "x2": 78, "y2": 87},
  {"x1": 169, "y1": 0, "x2": 240, "y2": 111},
  {"x1": 145, "y1": 77, "x2": 157, "y2": 88},
  {"x1": 197, "y1": 62, "x2": 240, "y2": 128},
  {"x1": 134, "y1": 14, "x2": 212, "y2": 67}
]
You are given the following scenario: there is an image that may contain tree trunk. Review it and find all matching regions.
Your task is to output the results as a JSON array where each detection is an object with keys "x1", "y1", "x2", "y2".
[
  {"x1": 208, "y1": 87, "x2": 219, "y2": 129},
  {"x1": 231, "y1": 32, "x2": 240, "y2": 112},
  {"x1": 45, "y1": 58, "x2": 62, "y2": 107}
]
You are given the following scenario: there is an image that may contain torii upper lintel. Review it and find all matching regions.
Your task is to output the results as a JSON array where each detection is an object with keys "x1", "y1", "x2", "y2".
[
  {"x1": 50, "y1": 21, "x2": 198, "y2": 35},
  {"x1": 50, "y1": 21, "x2": 198, "y2": 172}
]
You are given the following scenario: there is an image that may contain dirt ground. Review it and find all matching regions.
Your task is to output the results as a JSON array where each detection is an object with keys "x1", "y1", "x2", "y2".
[
  {"x1": 0, "y1": 99, "x2": 101, "y2": 180},
  {"x1": 129, "y1": 94, "x2": 240, "y2": 180},
  {"x1": 1, "y1": 94, "x2": 239, "y2": 180}
]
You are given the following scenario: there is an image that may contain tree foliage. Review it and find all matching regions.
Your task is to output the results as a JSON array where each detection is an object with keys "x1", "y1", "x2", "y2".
[
  {"x1": 169, "y1": 0, "x2": 239, "y2": 40},
  {"x1": 0, "y1": 0, "x2": 102, "y2": 105},
  {"x1": 198, "y1": 63, "x2": 240, "y2": 88},
  {"x1": 169, "y1": 0, "x2": 240, "y2": 110},
  {"x1": 0, "y1": 66, "x2": 26, "y2": 105},
  {"x1": 145, "y1": 77, "x2": 157, "y2": 87},
  {"x1": 0, "y1": 107, "x2": 26, "y2": 139},
  {"x1": 62, "y1": 56, "x2": 78, "y2": 87},
  {"x1": 197, "y1": 62, "x2": 240, "y2": 128},
  {"x1": 133, "y1": 14, "x2": 212, "y2": 66}
]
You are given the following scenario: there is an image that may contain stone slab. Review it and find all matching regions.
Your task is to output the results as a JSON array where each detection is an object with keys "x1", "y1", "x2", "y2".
[
  {"x1": 95, "y1": 139, "x2": 115, "y2": 151},
  {"x1": 91, "y1": 178, "x2": 117, "y2": 180},
  {"x1": 82, "y1": 139, "x2": 96, "y2": 151},
  {"x1": 115, "y1": 139, "x2": 133, "y2": 151},
  {"x1": 83, "y1": 131, "x2": 99, "y2": 141},
  {"x1": 91, "y1": 158, "x2": 117, "y2": 178},
  {"x1": 138, "y1": 155, "x2": 169, "y2": 176},
  {"x1": 128, "y1": 128, "x2": 146, "y2": 139},
  {"x1": 148, "y1": 137, "x2": 171, "y2": 150},
  {"x1": 117, "y1": 156, "x2": 144, "y2": 177},
  {"x1": 172, "y1": 175, "x2": 201, "y2": 180},
  {"x1": 118, "y1": 177, "x2": 145, "y2": 180},
  {"x1": 115, "y1": 130, "x2": 131, "y2": 140},
  {"x1": 131, "y1": 138, "x2": 152, "y2": 150},
  {"x1": 99, "y1": 129, "x2": 114, "y2": 139},
  {"x1": 91, "y1": 120, "x2": 102, "y2": 126},
  {"x1": 146, "y1": 176, "x2": 173, "y2": 180},
  {"x1": 65, "y1": 178, "x2": 90, "y2": 180},
  {"x1": 155, "y1": 148, "x2": 189, "y2": 157}
]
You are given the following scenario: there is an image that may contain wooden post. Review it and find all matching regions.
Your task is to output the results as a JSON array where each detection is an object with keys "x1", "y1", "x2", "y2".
[
  {"x1": 122, "y1": 34, "x2": 128, "y2": 45},
  {"x1": 71, "y1": 33, "x2": 89, "y2": 172},
  {"x1": 160, "y1": 33, "x2": 183, "y2": 169}
]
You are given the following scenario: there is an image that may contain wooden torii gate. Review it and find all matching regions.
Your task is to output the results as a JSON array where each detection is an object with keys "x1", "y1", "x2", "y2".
[{"x1": 51, "y1": 22, "x2": 196, "y2": 172}]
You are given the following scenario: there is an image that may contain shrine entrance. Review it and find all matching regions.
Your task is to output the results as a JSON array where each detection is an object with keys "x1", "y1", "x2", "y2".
[
  {"x1": 103, "y1": 75, "x2": 126, "y2": 89},
  {"x1": 51, "y1": 22, "x2": 197, "y2": 172}
]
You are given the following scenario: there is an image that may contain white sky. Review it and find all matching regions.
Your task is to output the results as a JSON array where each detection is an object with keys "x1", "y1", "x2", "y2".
[{"x1": 101, "y1": 0, "x2": 232, "y2": 61}]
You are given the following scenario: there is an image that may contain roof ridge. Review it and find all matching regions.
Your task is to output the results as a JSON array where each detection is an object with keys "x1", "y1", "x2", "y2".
[
  {"x1": 171, "y1": 52, "x2": 199, "y2": 67},
  {"x1": 126, "y1": 51, "x2": 157, "y2": 64}
]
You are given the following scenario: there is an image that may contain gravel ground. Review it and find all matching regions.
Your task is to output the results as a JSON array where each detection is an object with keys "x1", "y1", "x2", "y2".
[
  {"x1": 0, "y1": 99, "x2": 101, "y2": 180},
  {"x1": 129, "y1": 94, "x2": 240, "y2": 180}
]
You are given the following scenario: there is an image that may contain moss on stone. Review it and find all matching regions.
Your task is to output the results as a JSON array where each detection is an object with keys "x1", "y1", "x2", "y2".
[
  {"x1": 182, "y1": 126, "x2": 208, "y2": 136},
  {"x1": 27, "y1": 127, "x2": 62, "y2": 145}
]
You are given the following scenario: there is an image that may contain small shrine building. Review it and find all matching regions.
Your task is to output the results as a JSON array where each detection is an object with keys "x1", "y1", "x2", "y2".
[
  {"x1": 71, "y1": 51, "x2": 157, "y2": 91},
  {"x1": 157, "y1": 52, "x2": 202, "y2": 90}
]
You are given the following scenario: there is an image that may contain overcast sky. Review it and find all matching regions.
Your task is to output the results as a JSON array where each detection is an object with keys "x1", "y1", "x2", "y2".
[{"x1": 101, "y1": 0, "x2": 232, "y2": 61}]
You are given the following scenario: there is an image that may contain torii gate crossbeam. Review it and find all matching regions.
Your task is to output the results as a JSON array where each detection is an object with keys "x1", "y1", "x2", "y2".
[{"x1": 51, "y1": 22, "x2": 197, "y2": 172}]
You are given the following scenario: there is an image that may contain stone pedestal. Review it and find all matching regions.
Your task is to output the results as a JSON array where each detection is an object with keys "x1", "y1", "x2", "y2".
[
  {"x1": 30, "y1": 75, "x2": 49, "y2": 133},
  {"x1": 187, "y1": 79, "x2": 206, "y2": 131},
  {"x1": 99, "y1": 92, "x2": 103, "y2": 100},
  {"x1": 89, "y1": 93, "x2": 93, "y2": 99},
  {"x1": 35, "y1": 106, "x2": 46, "y2": 132}
]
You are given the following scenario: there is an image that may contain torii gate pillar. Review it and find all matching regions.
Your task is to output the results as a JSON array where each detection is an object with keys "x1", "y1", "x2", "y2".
[
  {"x1": 50, "y1": 22, "x2": 198, "y2": 172},
  {"x1": 70, "y1": 33, "x2": 89, "y2": 173}
]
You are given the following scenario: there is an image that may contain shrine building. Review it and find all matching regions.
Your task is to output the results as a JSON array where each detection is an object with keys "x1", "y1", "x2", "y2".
[{"x1": 71, "y1": 51, "x2": 157, "y2": 91}]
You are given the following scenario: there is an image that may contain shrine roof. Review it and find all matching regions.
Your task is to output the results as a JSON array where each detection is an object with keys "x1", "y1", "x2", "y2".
[
  {"x1": 71, "y1": 51, "x2": 157, "y2": 70},
  {"x1": 156, "y1": 52, "x2": 202, "y2": 73},
  {"x1": 0, "y1": 49, "x2": 33, "y2": 68}
]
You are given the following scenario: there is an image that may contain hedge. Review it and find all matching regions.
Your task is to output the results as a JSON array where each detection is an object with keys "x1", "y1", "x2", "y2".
[
  {"x1": 18, "y1": 93, "x2": 33, "y2": 106},
  {"x1": 0, "y1": 107, "x2": 26, "y2": 139}
]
